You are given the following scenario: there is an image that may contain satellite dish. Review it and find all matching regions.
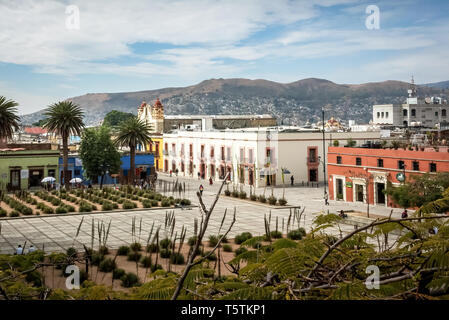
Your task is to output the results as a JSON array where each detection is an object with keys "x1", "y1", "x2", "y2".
[{"x1": 425, "y1": 97, "x2": 431, "y2": 104}]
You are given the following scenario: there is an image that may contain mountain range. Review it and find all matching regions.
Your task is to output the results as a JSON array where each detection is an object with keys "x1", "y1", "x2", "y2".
[{"x1": 21, "y1": 78, "x2": 448, "y2": 127}]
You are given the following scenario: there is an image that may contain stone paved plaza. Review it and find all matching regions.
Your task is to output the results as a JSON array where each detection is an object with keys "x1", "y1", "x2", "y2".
[{"x1": 0, "y1": 173, "x2": 406, "y2": 254}]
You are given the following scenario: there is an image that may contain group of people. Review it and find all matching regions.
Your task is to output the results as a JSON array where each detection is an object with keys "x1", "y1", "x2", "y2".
[{"x1": 14, "y1": 244, "x2": 36, "y2": 255}]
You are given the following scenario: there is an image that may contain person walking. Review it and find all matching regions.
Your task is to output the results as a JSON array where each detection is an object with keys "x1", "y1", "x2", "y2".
[
  {"x1": 290, "y1": 175, "x2": 294, "y2": 186},
  {"x1": 15, "y1": 245, "x2": 23, "y2": 255},
  {"x1": 199, "y1": 184, "x2": 204, "y2": 196},
  {"x1": 324, "y1": 192, "x2": 329, "y2": 205},
  {"x1": 209, "y1": 177, "x2": 213, "y2": 185},
  {"x1": 28, "y1": 245, "x2": 36, "y2": 254}
]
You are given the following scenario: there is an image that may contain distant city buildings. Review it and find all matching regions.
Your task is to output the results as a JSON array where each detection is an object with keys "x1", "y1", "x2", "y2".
[{"x1": 373, "y1": 77, "x2": 449, "y2": 128}]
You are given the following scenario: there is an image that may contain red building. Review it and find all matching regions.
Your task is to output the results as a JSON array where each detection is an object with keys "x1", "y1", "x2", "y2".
[{"x1": 327, "y1": 146, "x2": 449, "y2": 207}]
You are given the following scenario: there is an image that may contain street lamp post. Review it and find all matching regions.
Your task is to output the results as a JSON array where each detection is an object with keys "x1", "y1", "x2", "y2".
[{"x1": 322, "y1": 107, "x2": 327, "y2": 204}]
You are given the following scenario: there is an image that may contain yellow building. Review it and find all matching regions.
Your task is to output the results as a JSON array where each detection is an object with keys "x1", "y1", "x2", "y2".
[{"x1": 138, "y1": 99, "x2": 165, "y2": 171}]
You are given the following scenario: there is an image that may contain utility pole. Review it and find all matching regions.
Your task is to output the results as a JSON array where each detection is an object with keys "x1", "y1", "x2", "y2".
[{"x1": 322, "y1": 106, "x2": 327, "y2": 204}]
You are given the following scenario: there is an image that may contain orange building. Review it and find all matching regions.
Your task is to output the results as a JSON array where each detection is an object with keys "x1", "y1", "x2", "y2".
[{"x1": 327, "y1": 146, "x2": 449, "y2": 207}]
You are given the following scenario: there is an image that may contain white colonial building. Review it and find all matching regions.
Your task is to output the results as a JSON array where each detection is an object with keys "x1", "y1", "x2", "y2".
[
  {"x1": 373, "y1": 78, "x2": 448, "y2": 128},
  {"x1": 162, "y1": 127, "x2": 382, "y2": 187}
]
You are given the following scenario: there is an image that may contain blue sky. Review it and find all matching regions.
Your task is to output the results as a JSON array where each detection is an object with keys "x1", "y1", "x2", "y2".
[{"x1": 1, "y1": 0, "x2": 448, "y2": 114}]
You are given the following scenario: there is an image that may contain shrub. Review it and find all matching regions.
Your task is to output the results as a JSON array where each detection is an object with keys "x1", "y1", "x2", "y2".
[
  {"x1": 188, "y1": 247, "x2": 202, "y2": 258},
  {"x1": 151, "y1": 264, "x2": 163, "y2": 272},
  {"x1": 234, "y1": 247, "x2": 248, "y2": 256},
  {"x1": 51, "y1": 198, "x2": 61, "y2": 206},
  {"x1": 127, "y1": 251, "x2": 142, "y2": 262},
  {"x1": 180, "y1": 199, "x2": 191, "y2": 205},
  {"x1": 161, "y1": 199, "x2": 171, "y2": 207},
  {"x1": 268, "y1": 196, "x2": 277, "y2": 205},
  {"x1": 234, "y1": 232, "x2": 253, "y2": 244},
  {"x1": 270, "y1": 230, "x2": 283, "y2": 239},
  {"x1": 222, "y1": 244, "x2": 232, "y2": 252},
  {"x1": 140, "y1": 256, "x2": 152, "y2": 268},
  {"x1": 231, "y1": 190, "x2": 239, "y2": 198},
  {"x1": 146, "y1": 243, "x2": 159, "y2": 253},
  {"x1": 121, "y1": 272, "x2": 139, "y2": 287},
  {"x1": 9, "y1": 211, "x2": 20, "y2": 217},
  {"x1": 239, "y1": 191, "x2": 247, "y2": 199},
  {"x1": 142, "y1": 199, "x2": 152, "y2": 208},
  {"x1": 130, "y1": 242, "x2": 142, "y2": 252},
  {"x1": 258, "y1": 195, "x2": 266, "y2": 203},
  {"x1": 219, "y1": 234, "x2": 229, "y2": 243},
  {"x1": 91, "y1": 252, "x2": 105, "y2": 266},
  {"x1": 66, "y1": 247, "x2": 77, "y2": 257},
  {"x1": 99, "y1": 258, "x2": 116, "y2": 273},
  {"x1": 43, "y1": 206, "x2": 55, "y2": 214},
  {"x1": 203, "y1": 251, "x2": 217, "y2": 261},
  {"x1": 287, "y1": 228, "x2": 306, "y2": 240},
  {"x1": 169, "y1": 252, "x2": 185, "y2": 265},
  {"x1": 160, "y1": 238, "x2": 172, "y2": 249},
  {"x1": 22, "y1": 207, "x2": 33, "y2": 215},
  {"x1": 188, "y1": 236, "x2": 199, "y2": 246},
  {"x1": 55, "y1": 206, "x2": 68, "y2": 214},
  {"x1": 224, "y1": 190, "x2": 231, "y2": 196},
  {"x1": 78, "y1": 201, "x2": 93, "y2": 212},
  {"x1": 0, "y1": 209, "x2": 7, "y2": 217},
  {"x1": 102, "y1": 201, "x2": 114, "y2": 211},
  {"x1": 122, "y1": 200, "x2": 136, "y2": 210},
  {"x1": 99, "y1": 246, "x2": 109, "y2": 255},
  {"x1": 117, "y1": 246, "x2": 130, "y2": 256},
  {"x1": 250, "y1": 194, "x2": 257, "y2": 201},
  {"x1": 278, "y1": 198, "x2": 288, "y2": 206},
  {"x1": 208, "y1": 235, "x2": 219, "y2": 247},
  {"x1": 151, "y1": 200, "x2": 159, "y2": 207},
  {"x1": 160, "y1": 249, "x2": 172, "y2": 259},
  {"x1": 252, "y1": 242, "x2": 262, "y2": 249},
  {"x1": 112, "y1": 268, "x2": 125, "y2": 280}
]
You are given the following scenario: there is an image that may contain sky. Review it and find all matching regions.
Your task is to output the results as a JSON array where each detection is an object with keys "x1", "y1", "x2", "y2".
[{"x1": 1, "y1": 0, "x2": 448, "y2": 114}]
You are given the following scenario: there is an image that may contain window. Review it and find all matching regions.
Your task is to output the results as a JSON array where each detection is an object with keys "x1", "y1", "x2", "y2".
[
  {"x1": 336, "y1": 156, "x2": 342, "y2": 164},
  {"x1": 221, "y1": 146, "x2": 225, "y2": 161},
  {"x1": 356, "y1": 157, "x2": 362, "y2": 166},
  {"x1": 308, "y1": 148, "x2": 317, "y2": 163},
  {"x1": 181, "y1": 144, "x2": 185, "y2": 157},
  {"x1": 412, "y1": 161, "x2": 419, "y2": 171},
  {"x1": 155, "y1": 142, "x2": 159, "y2": 154},
  {"x1": 381, "y1": 112, "x2": 384, "y2": 118},
  {"x1": 403, "y1": 109, "x2": 408, "y2": 116},
  {"x1": 200, "y1": 145, "x2": 205, "y2": 158},
  {"x1": 240, "y1": 148, "x2": 245, "y2": 162},
  {"x1": 248, "y1": 149, "x2": 254, "y2": 164},
  {"x1": 442, "y1": 109, "x2": 447, "y2": 117},
  {"x1": 377, "y1": 159, "x2": 384, "y2": 168},
  {"x1": 398, "y1": 160, "x2": 405, "y2": 170},
  {"x1": 74, "y1": 169, "x2": 80, "y2": 176},
  {"x1": 226, "y1": 147, "x2": 231, "y2": 161},
  {"x1": 266, "y1": 148, "x2": 273, "y2": 164},
  {"x1": 435, "y1": 111, "x2": 439, "y2": 117},
  {"x1": 377, "y1": 112, "x2": 380, "y2": 118},
  {"x1": 430, "y1": 163, "x2": 437, "y2": 172},
  {"x1": 385, "y1": 112, "x2": 389, "y2": 118},
  {"x1": 48, "y1": 169, "x2": 56, "y2": 177},
  {"x1": 210, "y1": 146, "x2": 214, "y2": 158},
  {"x1": 189, "y1": 144, "x2": 193, "y2": 157},
  {"x1": 411, "y1": 109, "x2": 416, "y2": 117}
]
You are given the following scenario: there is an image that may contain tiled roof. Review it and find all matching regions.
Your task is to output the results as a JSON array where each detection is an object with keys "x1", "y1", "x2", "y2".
[{"x1": 24, "y1": 127, "x2": 48, "y2": 135}]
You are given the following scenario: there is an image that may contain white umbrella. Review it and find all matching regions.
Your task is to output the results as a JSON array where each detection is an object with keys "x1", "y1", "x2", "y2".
[
  {"x1": 41, "y1": 177, "x2": 56, "y2": 183},
  {"x1": 69, "y1": 177, "x2": 82, "y2": 183}
]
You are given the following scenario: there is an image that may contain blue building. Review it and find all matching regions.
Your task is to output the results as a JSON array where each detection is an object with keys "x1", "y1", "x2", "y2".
[
  {"x1": 60, "y1": 153, "x2": 154, "y2": 185},
  {"x1": 59, "y1": 156, "x2": 84, "y2": 184}
]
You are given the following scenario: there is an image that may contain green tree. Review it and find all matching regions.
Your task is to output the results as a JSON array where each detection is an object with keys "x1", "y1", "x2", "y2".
[
  {"x1": 114, "y1": 117, "x2": 152, "y2": 184},
  {"x1": 346, "y1": 138, "x2": 356, "y2": 147},
  {"x1": 103, "y1": 110, "x2": 135, "y2": 127},
  {"x1": 0, "y1": 96, "x2": 20, "y2": 141},
  {"x1": 386, "y1": 172, "x2": 449, "y2": 209},
  {"x1": 42, "y1": 101, "x2": 85, "y2": 188},
  {"x1": 32, "y1": 119, "x2": 47, "y2": 127},
  {"x1": 79, "y1": 126, "x2": 121, "y2": 189}
]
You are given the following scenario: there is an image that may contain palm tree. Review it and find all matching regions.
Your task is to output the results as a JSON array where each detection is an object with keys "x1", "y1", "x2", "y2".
[
  {"x1": 114, "y1": 117, "x2": 152, "y2": 185},
  {"x1": 0, "y1": 96, "x2": 21, "y2": 142},
  {"x1": 42, "y1": 101, "x2": 84, "y2": 188}
]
